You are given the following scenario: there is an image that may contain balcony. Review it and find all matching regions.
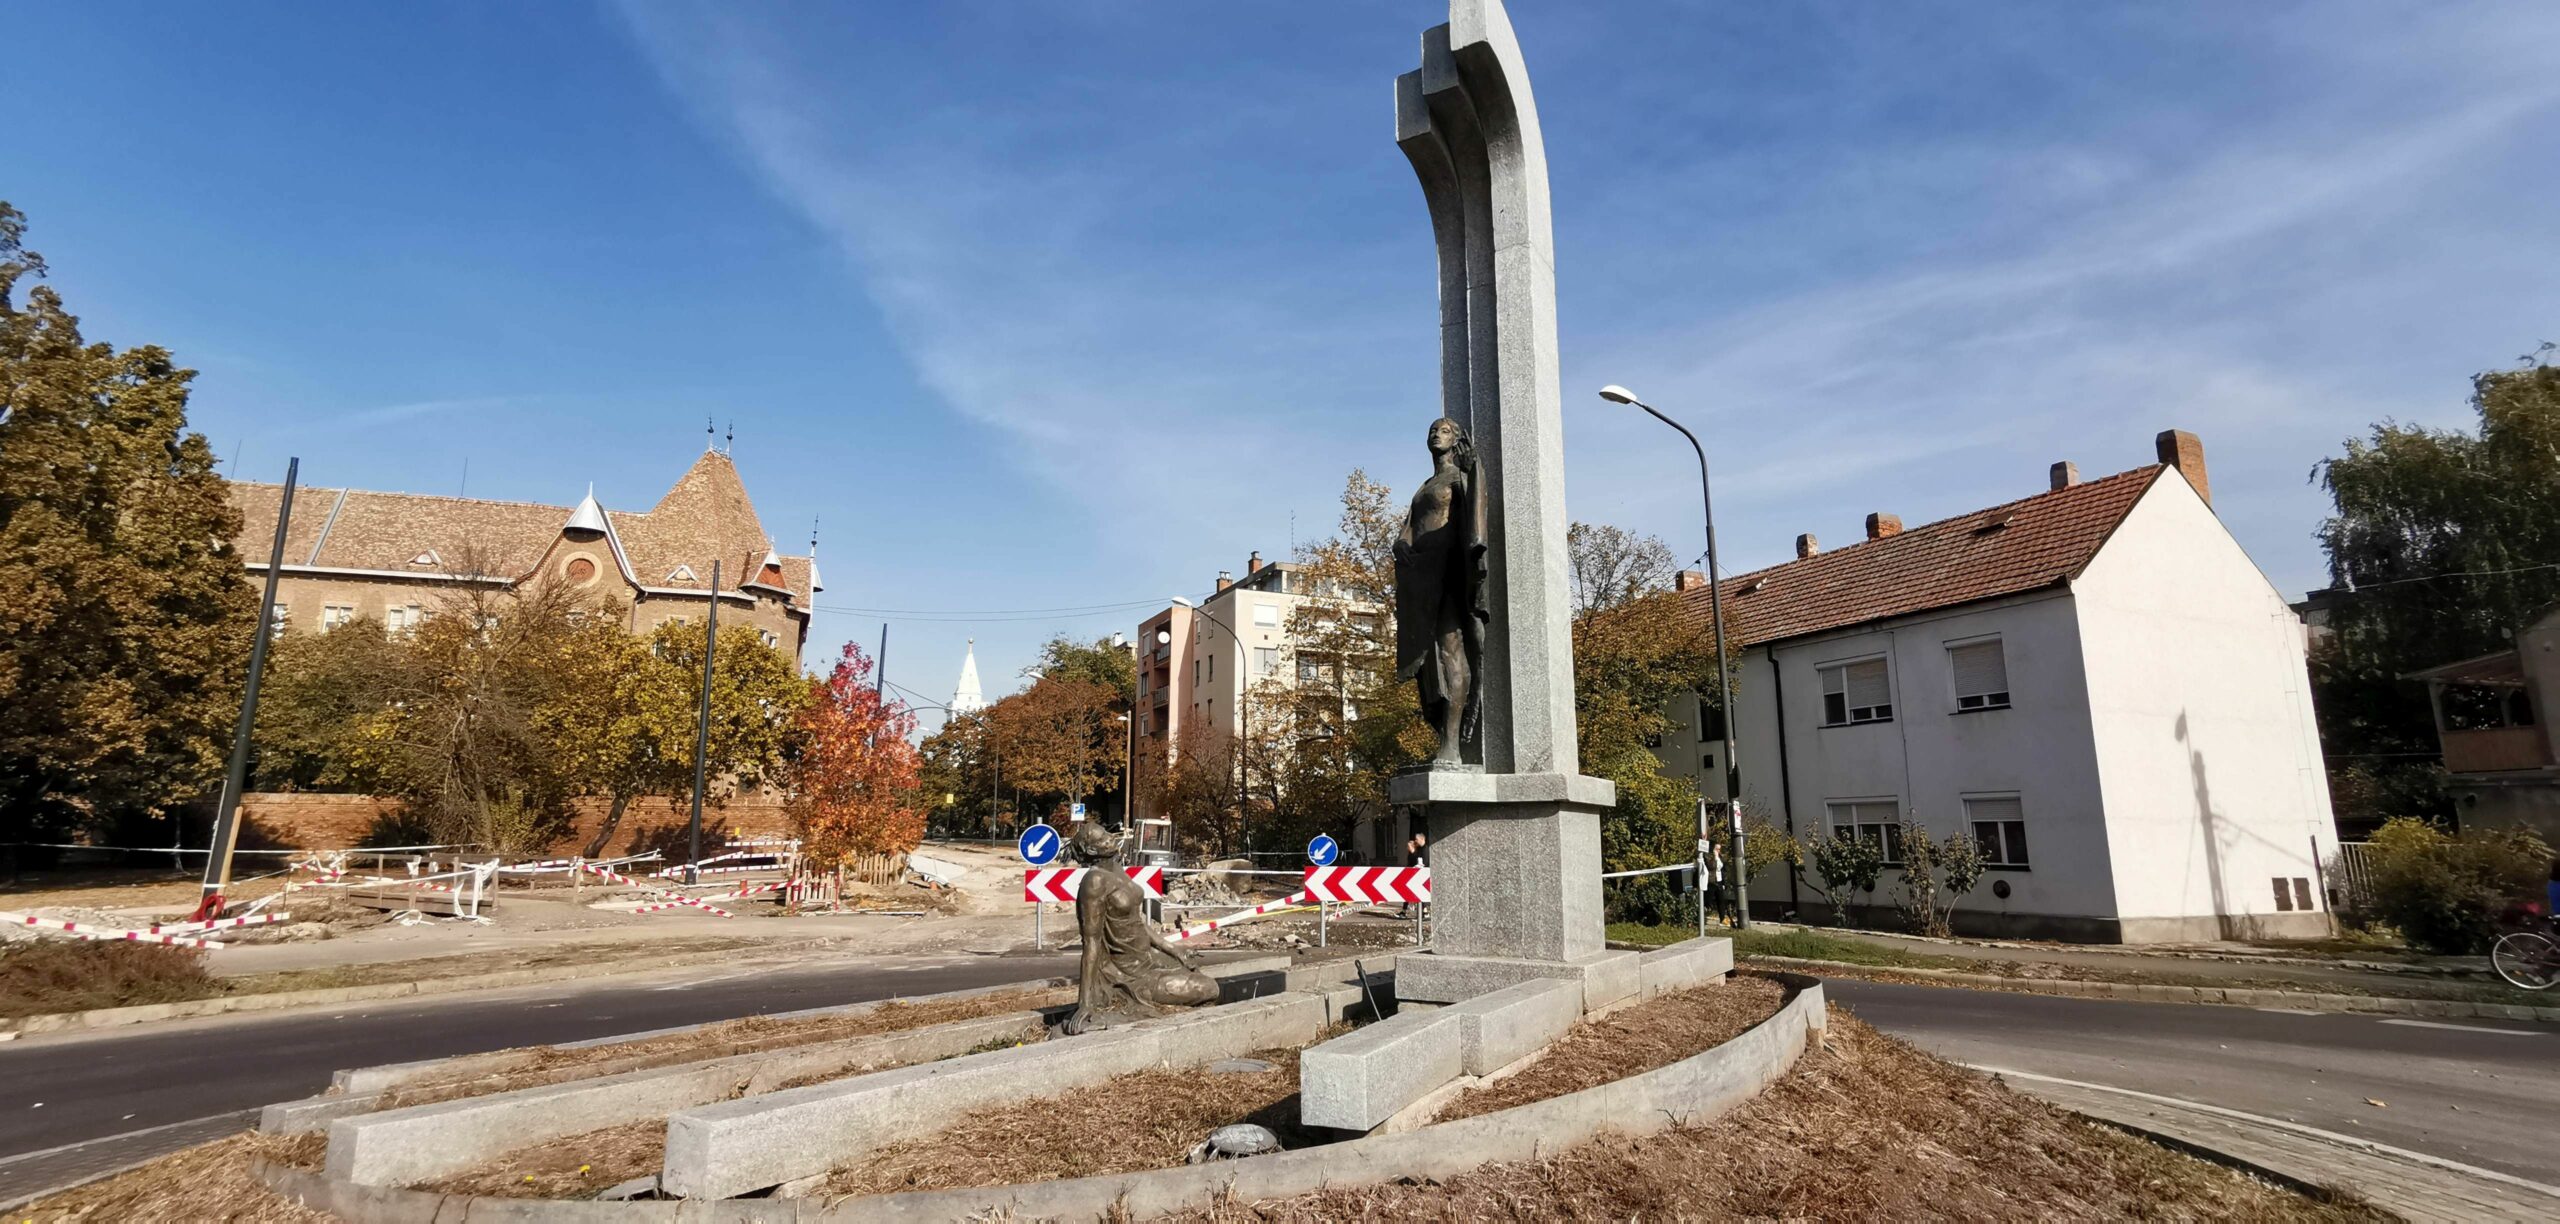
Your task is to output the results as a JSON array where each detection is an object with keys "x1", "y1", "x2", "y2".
[{"x1": 2441, "y1": 726, "x2": 2549, "y2": 775}]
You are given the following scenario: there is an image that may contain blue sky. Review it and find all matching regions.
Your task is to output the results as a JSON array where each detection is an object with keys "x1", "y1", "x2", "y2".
[{"x1": 10, "y1": 2, "x2": 2556, "y2": 731}]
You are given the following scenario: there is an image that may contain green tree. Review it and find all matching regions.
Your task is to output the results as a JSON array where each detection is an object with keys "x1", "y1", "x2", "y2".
[
  {"x1": 916, "y1": 710, "x2": 997, "y2": 837},
  {"x1": 252, "y1": 618, "x2": 397, "y2": 792},
  {"x1": 0, "y1": 202, "x2": 254, "y2": 842},
  {"x1": 2313, "y1": 356, "x2": 2560, "y2": 831},
  {"x1": 1807, "y1": 832, "x2": 1885, "y2": 926},
  {"x1": 1027, "y1": 634, "x2": 1137, "y2": 705},
  {"x1": 2360, "y1": 816, "x2": 2550, "y2": 954}
]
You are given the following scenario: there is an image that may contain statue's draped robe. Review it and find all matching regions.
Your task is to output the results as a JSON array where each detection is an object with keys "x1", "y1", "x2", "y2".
[{"x1": 1394, "y1": 448, "x2": 1489, "y2": 751}]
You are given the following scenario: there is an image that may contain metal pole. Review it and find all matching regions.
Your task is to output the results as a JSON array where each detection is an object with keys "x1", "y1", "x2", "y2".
[
  {"x1": 195, "y1": 457, "x2": 299, "y2": 921},
  {"x1": 686, "y1": 561, "x2": 721, "y2": 885},
  {"x1": 1636, "y1": 399, "x2": 1746, "y2": 930}
]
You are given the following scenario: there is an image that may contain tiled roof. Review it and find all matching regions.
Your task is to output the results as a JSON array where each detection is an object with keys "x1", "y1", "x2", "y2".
[
  {"x1": 229, "y1": 451, "x2": 812, "y2": 602},
  {"x1": 1684, "y1": 465, "x2": 2165, "y2": 647}
]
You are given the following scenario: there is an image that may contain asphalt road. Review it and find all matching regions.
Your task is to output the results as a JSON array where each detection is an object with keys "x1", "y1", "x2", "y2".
[
  {"x1": 1826, "y1": 978, "x2": 2559, "y2": 1185},
  {"x1": 0, "y1": 950, "x2": 1073, "y2": 1203}
]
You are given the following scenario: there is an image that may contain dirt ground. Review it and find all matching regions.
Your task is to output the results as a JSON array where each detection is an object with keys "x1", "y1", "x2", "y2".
[
  {"x1": 18, "y1": 1131, "x2": 325, "y2": 1223},
  {"x1": 419, "y1": 1119, "x2": 666, "y2": 1200},
  {"x1": 813, "y1": 1041, "x2": 1334, "y2": 1200},
  {"x1": 1439, "y1": 974, "x2": 1788, "y2": 1122},
  {"x1": 1173, "y1": 1008, "x2": 2382, "y2": 1223}
]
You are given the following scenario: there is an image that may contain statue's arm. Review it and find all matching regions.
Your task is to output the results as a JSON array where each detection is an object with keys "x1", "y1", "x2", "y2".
[
  {"x1": 1069, "y1": 887, "x2": 1109, "y2": 1020},
  {"x1": 1146, "y1": 922, "x2": 1199, "y2": 968}
]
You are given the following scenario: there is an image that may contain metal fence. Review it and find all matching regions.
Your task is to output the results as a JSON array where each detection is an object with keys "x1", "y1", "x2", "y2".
[{"x1": 2329, "y1": 840, "x2": 2376, "y2": 911}]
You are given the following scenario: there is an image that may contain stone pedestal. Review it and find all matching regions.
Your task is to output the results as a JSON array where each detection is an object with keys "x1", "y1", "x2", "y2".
[{"x1": 1390, "y1": 769, "x2": 1626, "y2": 1006}]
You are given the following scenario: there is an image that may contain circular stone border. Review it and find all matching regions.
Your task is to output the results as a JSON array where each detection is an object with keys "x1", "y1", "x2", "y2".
[{"x1": 257, "y1": 974, "x2": 1825, "y2": 1221}]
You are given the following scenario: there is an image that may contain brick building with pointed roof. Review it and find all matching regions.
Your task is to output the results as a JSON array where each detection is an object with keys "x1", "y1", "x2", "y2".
[
  {"x1": 227, "y1": 449, "x2": 818, "y2": 659},
  {"x1": 1651, "y1": 430, "x2": 2337, "y2": 942}
]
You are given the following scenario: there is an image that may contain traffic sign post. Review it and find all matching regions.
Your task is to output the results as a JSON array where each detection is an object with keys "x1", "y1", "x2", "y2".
[
  {"x1": 1019, "y1": 823, "x2": 1060, "y2": 948},
  {"x1": 1307, "y1": 835, "x2": 1340, "y2": 947},
  {"x1": 1070, "y1": 802, "x2": 1086, "y2": 823}
]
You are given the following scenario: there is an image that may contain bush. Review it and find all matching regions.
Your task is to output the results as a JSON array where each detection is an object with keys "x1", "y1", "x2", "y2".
[
  {"x1": 2362, "y1": 817, "x2": 2551, "y2": 955},
  {"x1": 1806, "y1": 833, "x2": 1884, "y2": 926},
  {"x1": 0, "y1": 939, "x2": 221, "y2": 1020},
  {"x1": 1892, "y1": 821, "x2": 1985, "y2": 938}
]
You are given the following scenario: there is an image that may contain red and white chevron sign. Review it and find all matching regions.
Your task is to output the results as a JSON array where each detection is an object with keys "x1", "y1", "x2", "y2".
[
  {"x1": 1302, "y1": 865, "x2": 1430, "y2": 904},
  {"x1": 1023, "y1": 865, "x2": 1166, "y2": 903}
]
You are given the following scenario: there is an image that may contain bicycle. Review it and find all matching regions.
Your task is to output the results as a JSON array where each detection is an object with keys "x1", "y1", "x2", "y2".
[{"x1": 2492, "y1": 915, "x2": 2559, "y2": 991}]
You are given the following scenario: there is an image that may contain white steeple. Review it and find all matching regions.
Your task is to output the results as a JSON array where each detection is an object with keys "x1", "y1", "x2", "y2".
[
  {"x1": 563, "y1": 484, "x2": 610, "y2": 534},
  {"x1": 951, "y1": 639, "x2": 987, "y2": 716}
]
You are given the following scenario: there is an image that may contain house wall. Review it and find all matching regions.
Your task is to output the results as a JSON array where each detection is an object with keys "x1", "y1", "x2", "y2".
[
  {"x1": 1732, "y1": 590, "x2": 2119, "y2": 937},
  {"x1": 2071, "y1": 474, "x2": 2337, "y2": 941}
]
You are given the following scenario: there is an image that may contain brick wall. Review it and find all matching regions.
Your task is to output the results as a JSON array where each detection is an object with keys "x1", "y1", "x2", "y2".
[{"x1": 237, "y1": 792, "x2": 793, "y2": 855}]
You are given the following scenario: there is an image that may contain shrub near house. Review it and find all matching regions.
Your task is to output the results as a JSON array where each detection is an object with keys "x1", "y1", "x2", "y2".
[{"x1": 2360, "y1": 817, "x2": 2550, "y2": 954}]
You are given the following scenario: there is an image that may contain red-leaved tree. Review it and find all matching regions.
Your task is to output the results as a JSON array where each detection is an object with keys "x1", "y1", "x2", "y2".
[{"x1": 787, "y1": 643, "x2": 924, "y2": 864}]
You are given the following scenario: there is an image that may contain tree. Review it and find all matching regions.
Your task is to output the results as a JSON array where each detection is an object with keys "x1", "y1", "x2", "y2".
[
  {"x1": 1574, "y1": 573, "x2": 1718, "y2": 893},
  {"x1": 252, "y1": 618, "x2": 398, "y2": 793},
  {"x1": 788, "y1": 642, "x2": 924, "y2": 864},
  {"x1": 541, "y1": 617, "x2": 810, "y2": 859},
  {"x1": 0, "y1": 201, "x2": 255, "y2": 843},
  {"x1": 2312, "y1": 355, "x2": 2560, "y2": 831},
  {"x1": 1891, "y1": 819, "x2": 1985, "y2": 937},
  {"x1": 1273, "y1": 470, "x2": 1421, "y2": 853},
  {"x1": 986, "y1": 675, "x2": 1126, "y2": 818},
  {"x1": 916, "y1": 710, "x2": 997, "y2": 838},
  {"x1": 1568, "y1": 522, "x2": 1678, "y2": 618},
  {"x1": 2359, "y1": 816, "x2": 2549, "y2": 954},
  {"x1": 1028, "y1": 634, "x2": 1137, "y2": 705},
  {"x1": 1163, "y1": 718, "x2": 1245, "y2": 856}
]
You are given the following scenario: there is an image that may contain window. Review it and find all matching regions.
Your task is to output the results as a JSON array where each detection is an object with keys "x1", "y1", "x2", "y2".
[
  {"x1": 1827, "y1": 799, "x2": 1903, "y2": 863},
  {"x1": 759, "y1": 629, "x2": 779, "y2": 648},
  {"x1": 1207, "y1": 655, "x2": 1215, "y2": 682},
  {"x1": 1966, "y1": 796, "x2": 2029, "y2": 867},
  {"x1": 1695, "y1": 697, "x2": 1726, "y2": 742},
  {"x1": 1950, "y1": 640, "x2": 2010, "y2": 711},
  {"x1": 385, "y1": 604, "x2": 423, "y2": 632},
  {"x1": 1820, "y1": 659, "x2": 1892, "y2": 726},
  {"x1": 320, "y1": 604, "x2": 355, "y2": 632},
  {"x1": 1298, "y1": 659, "x2": 1325, "y2": 682},
  {"x1": 1253, "y1": 602, "x2": 1281, "y2": 628},
  {"x1": 1255, "y1": 647, "x2": 1279, "y2": 675}
]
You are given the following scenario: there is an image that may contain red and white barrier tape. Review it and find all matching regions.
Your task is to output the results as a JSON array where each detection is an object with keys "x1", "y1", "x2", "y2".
[
  {"x1": 1167, "y1": 891, "x2": 1310, "y2": 942},
  {"x1": 144, "y1": 912, "x2": 291, "y2": 936},
  {"x1": 630, "y1": 894, "x2": 734, "y2": 917},
  {"x1": 5, "y1": 911, "x2": 226, "y2": 949}
]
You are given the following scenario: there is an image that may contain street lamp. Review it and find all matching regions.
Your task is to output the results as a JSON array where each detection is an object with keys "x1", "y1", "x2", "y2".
[
  {"x1": 1595, "y1": 384, "x2": 1747, "y2": 932},
  {"x1": 1170, "y1": 595, "x2": 1252, "y2": 856}
]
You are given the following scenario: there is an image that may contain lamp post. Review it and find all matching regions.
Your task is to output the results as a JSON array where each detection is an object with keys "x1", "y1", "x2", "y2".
[
  {"x1": 1596, "y1": 385, "x2": 1747, "y2": 931},
  {"x1": 1169, "y1": 596, "x2": 1250, "y2": 857}
]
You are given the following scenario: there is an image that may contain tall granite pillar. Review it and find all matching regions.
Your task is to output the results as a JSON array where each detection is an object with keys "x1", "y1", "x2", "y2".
[{"x1": 1390, "y1": 0, "x2": 1625, "y2": 1004}]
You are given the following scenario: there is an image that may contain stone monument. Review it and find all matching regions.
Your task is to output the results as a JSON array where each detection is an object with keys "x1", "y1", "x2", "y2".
[
  {"x1": 1061, "y1": 821, "x2": 1217, "y2": 1034},
  {"x1": 1389, "y1": 0, "x2": 1625, "y2": 1006}
]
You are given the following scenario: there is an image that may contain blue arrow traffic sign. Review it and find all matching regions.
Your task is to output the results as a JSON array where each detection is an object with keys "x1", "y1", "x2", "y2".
[
  {"x1": 1019, "y1": 823, "x2": 1062, "y2": 866},
  {"x1": 1307, "y1": 833, "x2": 1340, "y2": 866}
]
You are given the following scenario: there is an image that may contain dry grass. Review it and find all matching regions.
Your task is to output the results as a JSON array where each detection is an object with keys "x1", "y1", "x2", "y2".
[
  {"x1": 224, "y1": 934, "x2": 768, "y2": 995},
  {"x1": 1438, "y1": 974, "x2": 1788, "y2": 1122},
  {"x1": 0, "y1": 940, "x2": 223, "y2": 1019},
  {"x1": 1173, "y1": 1008, "x2": 2384, "y2": 1223},
  {"x1": 19, "y1": 1132, "x2": 325, "y2": 1223},
  {"x1": 419, "y1": 1119, "x2": 666, "y2": 1199},
  {"x1": 812, "y1": 1040, "x2": 1341, "y2": 1200},
  {"x1": 377, "y1": 984, "x2": 1071, "y2": 1108}
]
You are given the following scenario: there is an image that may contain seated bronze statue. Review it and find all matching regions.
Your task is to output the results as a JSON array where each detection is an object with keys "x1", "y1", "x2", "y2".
[{"x1": 1062, "y1": 822, "x2": 1218, "y2": 1035}]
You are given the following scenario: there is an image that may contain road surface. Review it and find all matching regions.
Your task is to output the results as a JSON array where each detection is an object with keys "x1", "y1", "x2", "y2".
[{"x1": 1825, "y1": 978, "x2": 2557, "y2": 1185}]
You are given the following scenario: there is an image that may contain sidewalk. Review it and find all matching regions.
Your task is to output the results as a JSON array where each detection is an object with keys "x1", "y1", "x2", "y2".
[
  {"x1": 1990, "y1": 1066, "x2": 2560, "y2": 1222},
  {"x1": 1752, "y1": 923, "x2": 2508, "y2": 1002}
]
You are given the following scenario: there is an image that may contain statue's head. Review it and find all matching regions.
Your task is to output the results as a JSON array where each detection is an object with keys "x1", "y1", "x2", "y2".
[
  {"x1": 1426, "y1": 417, "x2": 1461, "y2": 455},
  {"x1": 1067, "y1": 820, "x2": 1120, "y2": 864}
]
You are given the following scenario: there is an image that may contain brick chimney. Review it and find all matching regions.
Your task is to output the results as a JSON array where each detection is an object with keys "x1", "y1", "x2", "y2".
[
  {"x1": 2050, "y1": 461, "x2": 2079, "y2": 491},
  {"x1": 2155, "y1": 429, "x2": 2208, "y2": 507},
  {"x1": 1796, "y1": 533, "x2": 1819, "y2": 559},
  {"x1": 1247, "y1": 550, "x2": 1263, "y2": 574},
  {"x1": 1675, "y1": 569, "x2": 1706, "y2": 592},
  {"x1": 1865, "y1": 513, "x2": 1902, "y2": 541},
  {"x1": 1215, "y1": 570, "x2": 1233, "y2": 592}
]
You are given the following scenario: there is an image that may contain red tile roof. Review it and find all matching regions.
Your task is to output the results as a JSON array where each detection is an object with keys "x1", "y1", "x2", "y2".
[
  {"x1": 1685, "y1": 465, "x2": 2165, "y2": 647},
  {"x1": 229, "y1": 451, "x2": 812, "y2": 601}
]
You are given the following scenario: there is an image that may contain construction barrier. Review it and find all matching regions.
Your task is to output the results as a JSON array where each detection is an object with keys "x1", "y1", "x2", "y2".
[
  {"x1": 5, "y1": 911, "x2": 227, "y2": 949},
  {"x1": 1023, "y1": 865, "x2": 1166, "y2": 903},
  {"x1": 1167, "y1": 891, "x2": 1310, "y2": 942},
  {"x1": 1302, "y1": 866, "x2": 1431, "y2": 904}
]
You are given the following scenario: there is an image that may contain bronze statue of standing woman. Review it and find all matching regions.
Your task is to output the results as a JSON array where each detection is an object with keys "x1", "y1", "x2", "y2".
[{"x1": 1394, "y1": 416, "x2": 1488, "y2": 766}]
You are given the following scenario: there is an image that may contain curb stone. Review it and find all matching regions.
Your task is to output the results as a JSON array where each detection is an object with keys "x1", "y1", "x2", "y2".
[
  {"x1": 0, "y1": 938, "x2": 847, "y2": 1037},
  {"x1": 1743, "y1": 955, "x2": 2560, "y2": 1023}
]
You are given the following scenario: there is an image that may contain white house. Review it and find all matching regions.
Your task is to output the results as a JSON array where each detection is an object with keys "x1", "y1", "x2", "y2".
[{"x1": 1661, "y1": 431, "x2": 2337, "y2": 941}]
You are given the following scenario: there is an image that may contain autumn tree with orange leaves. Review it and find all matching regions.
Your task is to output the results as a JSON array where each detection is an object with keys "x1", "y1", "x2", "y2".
[{"x1": 787, "y1": 643, "x2": 925, "y2": 864}]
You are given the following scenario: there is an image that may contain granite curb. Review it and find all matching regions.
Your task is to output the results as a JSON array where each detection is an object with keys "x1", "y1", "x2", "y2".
[
  {"x1": 254, "y1": 974, "x2": 1827, "y2": 1220},
  {"x1": 1745, "y1": 955, "x2": 2560, "y2": 1023},
  {"x1": 0, "y1": 938, "x2": 846, "y2": 1037},
  {"x1": 1751, "y1": 921, "x2": 2489, "y2": 979}
]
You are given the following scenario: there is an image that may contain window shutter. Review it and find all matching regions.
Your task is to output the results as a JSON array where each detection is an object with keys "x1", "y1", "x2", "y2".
[
  {"x1": 1952, "y1": 642, "x2": 2007, "y2": 699},
  {"x1": 1846, "y1": 660, "x2": 1890, "y2": 708},
  {"x1": 1965, "y1": 796, "x2": 2021, "y2": 825}
]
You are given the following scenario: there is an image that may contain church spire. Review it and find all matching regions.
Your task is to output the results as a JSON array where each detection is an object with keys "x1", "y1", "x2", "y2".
[{"x1": 951, "y1": 639, "x2": 987, "y2": 716}]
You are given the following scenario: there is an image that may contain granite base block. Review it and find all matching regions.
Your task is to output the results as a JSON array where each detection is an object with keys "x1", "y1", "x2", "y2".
[
  {"x1": 1297, "y1": 1006, "x2": 1465, "y2": 1132},
  {"x1": 1395, "y1": 948, "x2": 1641, "y2": 1012},
  {"x1": 1637, "y1": 936, "x2": 1734, "y2": 997},
  {"x1": 1445, "y1": 977, "x2": 1581, "y2": 1076}
]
